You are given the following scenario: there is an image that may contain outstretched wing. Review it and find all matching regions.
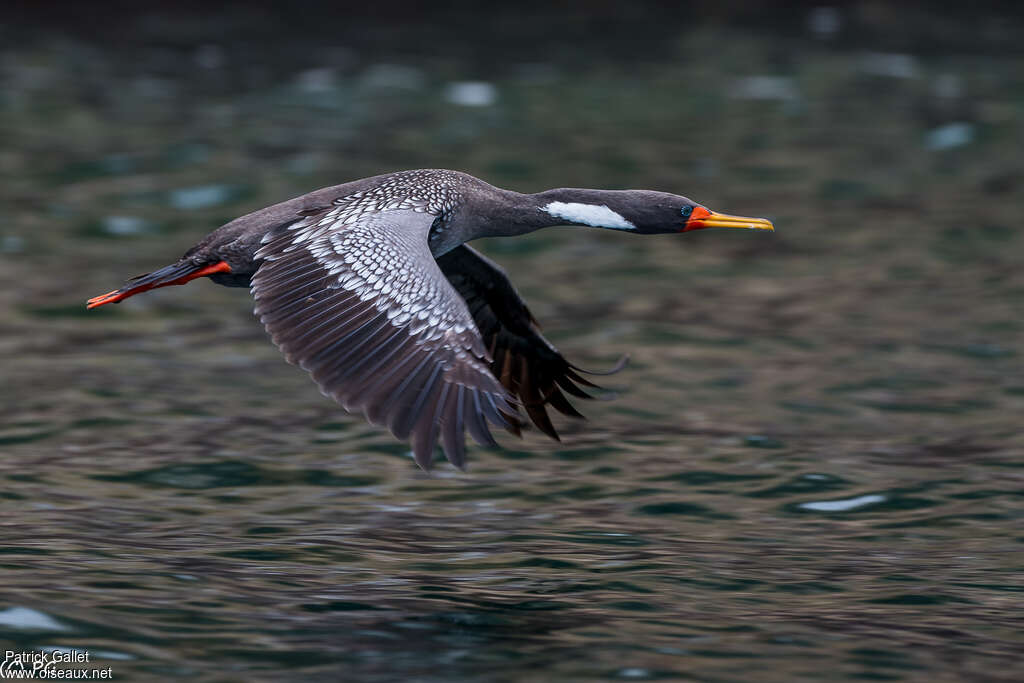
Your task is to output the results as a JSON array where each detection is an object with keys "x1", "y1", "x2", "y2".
[
  {"x1": 437, "y1": 245, "x2": 623, "y2": 440},
  {"x1": 252, "y1": 209, "x2": 515, "y2": 469}
]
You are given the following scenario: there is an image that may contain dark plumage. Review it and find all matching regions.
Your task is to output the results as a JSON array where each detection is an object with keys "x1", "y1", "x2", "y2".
[{"x1": 88, "y1": 169, "x2": 773, "y2": 468}]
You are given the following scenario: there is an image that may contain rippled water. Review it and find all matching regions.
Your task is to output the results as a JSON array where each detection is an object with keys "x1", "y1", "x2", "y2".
[{"x1": 2, "y1": 5, "x2": 1023, "y2": 682}]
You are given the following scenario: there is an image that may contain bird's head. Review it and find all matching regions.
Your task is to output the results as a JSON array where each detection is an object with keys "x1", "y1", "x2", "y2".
[{"x1": 538, "y1": 189, "x2": 774, "y2": 235}]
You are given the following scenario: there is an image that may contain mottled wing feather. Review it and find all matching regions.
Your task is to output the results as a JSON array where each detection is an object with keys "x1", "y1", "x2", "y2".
[
  {"x1": 252, "y1": 209, "x2": 514, "y2": 469},
  {"x1": 437, "y1": 245, "x2": 613, "y2": 440}
]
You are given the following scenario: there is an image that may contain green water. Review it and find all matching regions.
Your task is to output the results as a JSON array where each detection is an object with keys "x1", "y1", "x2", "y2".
[{"x1": 1, "y1": 5, "x2": 1022, "y2": 681}]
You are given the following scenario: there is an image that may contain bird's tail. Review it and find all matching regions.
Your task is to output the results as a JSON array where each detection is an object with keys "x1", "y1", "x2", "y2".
[{"x1": 86, "y1": 260, "x2": 231, "y2": 309}]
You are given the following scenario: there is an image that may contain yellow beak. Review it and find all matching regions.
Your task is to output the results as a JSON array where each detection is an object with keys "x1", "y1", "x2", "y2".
[{"x1": 682, "y1": 206, "x2": 775, "y2": 232}]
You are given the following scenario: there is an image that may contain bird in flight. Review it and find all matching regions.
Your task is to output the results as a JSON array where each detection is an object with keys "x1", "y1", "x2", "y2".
[{"x1": 88, "y1": 170, "x2": 773, "y2": 469}]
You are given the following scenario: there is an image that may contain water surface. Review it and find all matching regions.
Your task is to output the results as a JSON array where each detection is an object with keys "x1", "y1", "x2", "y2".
[{"x1": 2, "y1": 5, "x2": 1022, "y2": 681}]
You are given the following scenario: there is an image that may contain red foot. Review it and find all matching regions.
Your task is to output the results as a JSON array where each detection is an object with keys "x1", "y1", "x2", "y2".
[{"x1": 86, "y1": 261, "x2": 231, "y2": 309}]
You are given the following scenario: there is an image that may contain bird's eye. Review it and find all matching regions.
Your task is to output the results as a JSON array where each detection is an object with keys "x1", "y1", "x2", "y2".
[{"x1": 680, "y1": 206, "x2": 693, "y2": 220}]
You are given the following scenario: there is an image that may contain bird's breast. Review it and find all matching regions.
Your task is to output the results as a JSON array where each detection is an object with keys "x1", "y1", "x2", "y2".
[{"x1": 427, "y1": 216, "x2": 464, "y2": 257}]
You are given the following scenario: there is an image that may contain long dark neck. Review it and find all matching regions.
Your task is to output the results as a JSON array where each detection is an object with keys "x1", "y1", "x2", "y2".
[{"x1": 473, "y1": 187, "x2": 642, "y2": 238}]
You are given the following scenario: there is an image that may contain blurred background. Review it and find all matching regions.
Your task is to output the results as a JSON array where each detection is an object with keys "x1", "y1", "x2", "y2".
[{"x1": 1, "y1": 2, "x2": 1022, "y2": 681}]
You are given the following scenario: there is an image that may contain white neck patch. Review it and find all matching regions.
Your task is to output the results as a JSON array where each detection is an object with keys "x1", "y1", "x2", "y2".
[{"x1": 542, "y1": 201, "x2": 636, "y2": 231}]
